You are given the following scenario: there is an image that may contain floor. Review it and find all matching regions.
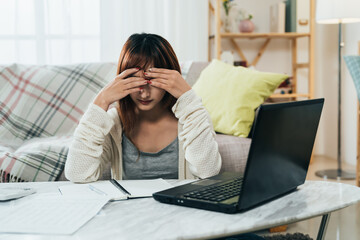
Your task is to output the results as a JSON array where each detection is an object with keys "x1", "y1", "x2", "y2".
[{"x1": 259, "y1": 155, "x2": 360, "y2": 240}]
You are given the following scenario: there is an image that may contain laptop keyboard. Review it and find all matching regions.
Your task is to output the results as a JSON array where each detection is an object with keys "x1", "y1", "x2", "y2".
[{"x1": 183, "y1": 178, "x2": 243, "y2": 202}]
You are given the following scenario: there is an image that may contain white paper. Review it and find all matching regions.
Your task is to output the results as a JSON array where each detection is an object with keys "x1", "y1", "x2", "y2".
[
  {"x1": 0, "y1": 194, "x2": 109, "y2": 234},
  {"x1": 120, "y1": 179, "x2": 174, "y2": 198},
  {"x1": 0, "y1": 187, "x2": 36, "y2": 201},
  {"x1": 59, "y1": 179, "x2": 174, "y2": 200},
  {"x1": 59, "y1": 181, "x2": 127, "y2": 200}
]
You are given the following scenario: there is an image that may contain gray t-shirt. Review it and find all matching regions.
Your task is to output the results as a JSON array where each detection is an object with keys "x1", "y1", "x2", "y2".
[{"x1": 122, "y1": 133, "x2": 179, "y2": 180}]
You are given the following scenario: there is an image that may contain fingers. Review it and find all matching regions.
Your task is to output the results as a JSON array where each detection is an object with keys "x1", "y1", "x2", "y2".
[
  {"x1": 144, "y1": 71, "x2": 168, "y2": 80},
  {"x1": 124, "y1": 88, "x2": 143, "y2": 95},
  {"x1": 122, "y1": 77, "x2": 147, "y2": 84},
  {"x1": 148, "y1": 67, "x2": 175, "y2": 74},
  {"x1": 123, "y1": 80, "x2": 148, "y2": 90},
  {"x1": 117, "y1": 67, "x2": 140, "y2": 79},
  {"x1": 148, "y1": 79, "x2": 168, "y2": 90}
]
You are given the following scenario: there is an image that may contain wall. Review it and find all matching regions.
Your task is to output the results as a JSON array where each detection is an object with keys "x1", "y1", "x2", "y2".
[
  {"x1": 314, "y1": 23, "x2": 338, "y2": 160},
  {"x1": 315, "y1": 17, "x2": 360, "y2": 166}
]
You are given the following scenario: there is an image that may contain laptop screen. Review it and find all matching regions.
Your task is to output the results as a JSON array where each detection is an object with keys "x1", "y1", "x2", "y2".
[{"x1": 238, "y1": 99, "x2": 324, "y2": 210}]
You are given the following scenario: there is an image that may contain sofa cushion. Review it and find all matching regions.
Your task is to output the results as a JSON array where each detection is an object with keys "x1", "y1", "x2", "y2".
[
  {"x1": 192, "y1": 59, "x2": 288, "y2": 137},
  {"x1": 0, "y1": 63, "x2": 116, "y2": 182}
]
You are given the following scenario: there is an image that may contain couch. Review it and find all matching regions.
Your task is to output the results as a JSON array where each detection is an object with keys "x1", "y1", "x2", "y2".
[{"x1": 0, "y1": 61, "x2": 251, "y2": 182}]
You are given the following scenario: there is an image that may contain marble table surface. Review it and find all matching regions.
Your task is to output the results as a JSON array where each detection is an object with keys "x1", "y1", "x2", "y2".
[{"x1": 1, "y1": 180, "x2": 360, "y2": 240}]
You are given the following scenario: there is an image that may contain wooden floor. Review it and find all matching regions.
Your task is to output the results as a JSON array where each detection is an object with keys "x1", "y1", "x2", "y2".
[
  {"x1": 306, "y1": 155, "x2": 357, "y2": 185},
  {"x1": 259, "y1": 155, "x2": 359, "y2": 240}
]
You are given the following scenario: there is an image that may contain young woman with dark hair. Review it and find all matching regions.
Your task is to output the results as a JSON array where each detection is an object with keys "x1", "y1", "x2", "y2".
[
  {"x1": 65, "y1": 33, "x2": 222, "y2": 182},
  {"x1": 65, "y1": 33, "x2": 267, "y2": 240}
]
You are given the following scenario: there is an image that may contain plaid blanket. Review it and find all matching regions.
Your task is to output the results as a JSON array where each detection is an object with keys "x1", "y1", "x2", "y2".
[{"x1": 0, "y1": 63, "x2": 116, "y2": 182}]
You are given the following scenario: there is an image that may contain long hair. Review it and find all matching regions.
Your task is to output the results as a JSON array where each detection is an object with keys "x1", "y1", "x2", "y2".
[{"x1": 116, "y1": 33, "x2": 181, "y2": 136}]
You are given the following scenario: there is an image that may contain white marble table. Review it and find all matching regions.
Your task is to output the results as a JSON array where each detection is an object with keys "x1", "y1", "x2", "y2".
[{"x1": 1, "y1": 180, "x2": 360, "y2": 240}]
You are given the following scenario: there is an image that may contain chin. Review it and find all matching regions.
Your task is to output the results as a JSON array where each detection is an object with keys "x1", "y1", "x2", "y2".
[{"x1": 136, "y1": 103, "x2": 156, "y2": 111}]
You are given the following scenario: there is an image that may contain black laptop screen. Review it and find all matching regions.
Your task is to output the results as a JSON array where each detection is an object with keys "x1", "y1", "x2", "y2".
[{"x1": 238, "y1": 99, "x2": 324, "y2": 210}]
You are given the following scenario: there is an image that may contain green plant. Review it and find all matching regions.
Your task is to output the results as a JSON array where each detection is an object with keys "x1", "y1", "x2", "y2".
[
  {"x1": 238, "y1": 8, "x2": 253, "y2": 20},
  {"x1": 222, "y1": 0, "x2": 234, "y2": 16}
]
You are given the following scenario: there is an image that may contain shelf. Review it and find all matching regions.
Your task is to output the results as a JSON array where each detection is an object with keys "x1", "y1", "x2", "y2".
[
  {"x1": 269, "y1": 93, "x2": 310, "y2": 99},
  {"x1": 220, "y1": 32, "x2": 310, "y2": 39},
  {"x1": 209, "y1": 0, "x2": 315, "y2": 99}
]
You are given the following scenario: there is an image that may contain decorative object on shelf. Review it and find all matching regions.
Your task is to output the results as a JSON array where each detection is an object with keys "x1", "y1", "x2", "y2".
[
  {"x1": 270, "y1": 2, "x2": 286, "y2": 33},
  {"x1": 234, "y1": 61, "x2": 247, "y2": 67},
  {"x1": 315, "y1": 0, "x2": 360, "y2": 180},
  {"x1": 222, "y1": 0, "x2": 233, "y2": 17},
  {"x1": 223, "y1": 17, "x2": 232, "y2": 32},
  {"x1": 220, "y1": 51, "x2": 234, "y2": 65},
  {"x1": 222, "y1": 0, "x2": 236, "y2": 32},
  {"x1": 285, "y1": 0, "x2": 311, "y2": 33},
  {"x1": 238, "y1": 8, "x2": 254, "y2": 33},
  {"x1": 285, "y1": 0, "x2": 297, "y2": 32},
  {"x1": 273, "y1": 77, "x2": 293, "y2": 95}
]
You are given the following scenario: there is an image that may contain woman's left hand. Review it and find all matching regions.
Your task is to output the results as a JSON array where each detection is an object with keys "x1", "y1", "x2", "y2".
[{"x1": 144, "y1": 68, "x2": 191, "y2": 99}]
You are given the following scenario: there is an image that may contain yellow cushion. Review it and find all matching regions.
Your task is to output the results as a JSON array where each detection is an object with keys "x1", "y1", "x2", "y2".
[{"x1": 192, "y1": 59, "x2": 288, "y2": 137}]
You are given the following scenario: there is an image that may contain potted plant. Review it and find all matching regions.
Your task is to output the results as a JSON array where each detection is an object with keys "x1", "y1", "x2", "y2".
[{"x1": 238, "y1": 9, "x2": 254, "y2": 33}]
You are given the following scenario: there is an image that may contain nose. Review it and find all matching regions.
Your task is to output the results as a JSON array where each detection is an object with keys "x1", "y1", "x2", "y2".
[{"x1": 139, "y1": 83, "x2": 150, "y2": 98}]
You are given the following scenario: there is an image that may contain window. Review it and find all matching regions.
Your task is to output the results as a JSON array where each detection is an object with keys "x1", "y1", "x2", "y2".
[{"x1": 0, "y1": 0, "x2": 100, "y2": 65}]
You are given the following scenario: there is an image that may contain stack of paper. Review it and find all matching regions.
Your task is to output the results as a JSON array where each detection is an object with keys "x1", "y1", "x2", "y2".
[
  {"x1": 0, "y1": 194, "x2": 109, "y2": 234},
  {"x1": 0, "y1": 179, "x2": 173, "y2": 235}
]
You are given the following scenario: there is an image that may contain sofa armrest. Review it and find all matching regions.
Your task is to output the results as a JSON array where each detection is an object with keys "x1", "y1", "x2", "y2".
[{"x1": 215, "y1": 134, "x2": 251, "y2": 174}]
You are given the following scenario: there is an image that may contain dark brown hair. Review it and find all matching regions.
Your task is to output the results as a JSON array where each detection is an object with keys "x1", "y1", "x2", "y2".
[{"x1": 116, "y1": 33, "x2": 181, "y2": 135}]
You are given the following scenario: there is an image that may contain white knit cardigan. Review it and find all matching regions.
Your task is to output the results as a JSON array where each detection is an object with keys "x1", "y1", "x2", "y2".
[{"x1": 65, "y1": 89, "x2": 222, "y2": 182}]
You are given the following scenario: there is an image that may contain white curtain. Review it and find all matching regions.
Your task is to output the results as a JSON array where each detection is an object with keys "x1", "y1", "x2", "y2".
[{"x1": 0, "y1": 0, "x2": 208, "y2": 65}]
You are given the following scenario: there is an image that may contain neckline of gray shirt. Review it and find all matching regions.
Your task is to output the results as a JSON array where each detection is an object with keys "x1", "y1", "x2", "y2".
[{"x1": 122, "y1": 133, "x2": 179, "y2": 179}]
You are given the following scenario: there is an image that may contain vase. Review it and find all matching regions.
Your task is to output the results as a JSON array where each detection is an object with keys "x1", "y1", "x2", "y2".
[
  {"x1": 239, "y1": 20, "x2": 254, "y2": 33},
  {"x1": 224, "y1": 16, "x2": 232, "y2": 32}
]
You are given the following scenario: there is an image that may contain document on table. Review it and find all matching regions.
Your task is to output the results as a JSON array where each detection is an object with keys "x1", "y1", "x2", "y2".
[
  {"x1": 0, "y1": 194, "x2": 110, "y2": 234},
  {"x1": 58, "y1": 178, "x2": 174, "y2": 200}
]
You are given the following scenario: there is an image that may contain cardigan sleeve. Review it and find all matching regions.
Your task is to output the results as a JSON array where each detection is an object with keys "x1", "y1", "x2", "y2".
[
  {"x1": 65, "y1": 103, "x2": 115, "y2": 183},
  {"x1": 172, "y1": 89, "x2": 222, "y2": 178}
]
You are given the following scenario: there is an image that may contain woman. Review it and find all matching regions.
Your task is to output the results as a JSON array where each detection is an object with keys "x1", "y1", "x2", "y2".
[{"x1": 65, "y1": 33, "x2": 222, "y2": 182}]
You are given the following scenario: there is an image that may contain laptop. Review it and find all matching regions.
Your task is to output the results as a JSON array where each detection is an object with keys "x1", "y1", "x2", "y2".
[{"x1": 153, "y1": 98, "x2": 324, "y2": 214}]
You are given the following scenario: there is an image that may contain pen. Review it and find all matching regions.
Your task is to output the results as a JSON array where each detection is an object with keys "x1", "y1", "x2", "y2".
[
  {"x1": 110, "y1": 179, "x2": 131, "y2": 195},
  {"x1": 88, "y1": 185, "x2": 107, "y2": 196}
]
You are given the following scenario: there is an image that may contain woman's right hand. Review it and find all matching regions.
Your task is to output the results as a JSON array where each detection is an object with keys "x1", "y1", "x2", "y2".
[{"x1": 93, "y1": 68, "x2": 147, "y2": 111}]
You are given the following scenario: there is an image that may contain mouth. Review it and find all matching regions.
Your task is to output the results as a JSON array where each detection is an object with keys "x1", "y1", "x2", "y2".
[{"x1": 138, "y1": 100, "x2": 153, "y2": 105}]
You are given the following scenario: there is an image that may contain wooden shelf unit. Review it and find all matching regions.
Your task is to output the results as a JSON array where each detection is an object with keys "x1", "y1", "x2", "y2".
[{"x1": 208, "y1": 0, "x2": 316, "y2": 100}]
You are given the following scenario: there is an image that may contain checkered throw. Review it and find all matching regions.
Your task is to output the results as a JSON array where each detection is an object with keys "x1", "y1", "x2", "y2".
[{"x1": 0, "y1": 63, "x2": 116, "y2": 182}]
